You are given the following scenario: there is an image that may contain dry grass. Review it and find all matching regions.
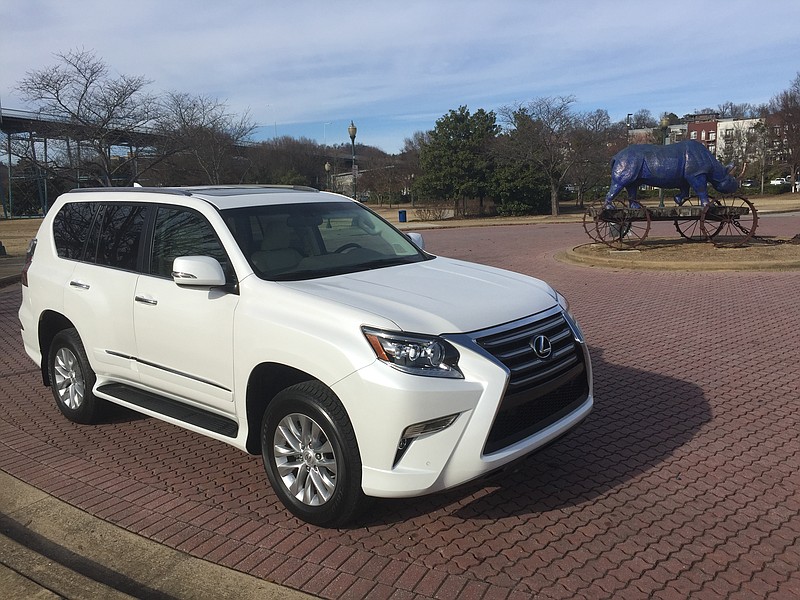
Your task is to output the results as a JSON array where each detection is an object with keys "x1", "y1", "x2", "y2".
[
  {"x1": 567, "y1": 236, "x2": 800, "y2": 271},
  {"x1": 0, "y1": 218, "x2": 43, "y2": 256}
]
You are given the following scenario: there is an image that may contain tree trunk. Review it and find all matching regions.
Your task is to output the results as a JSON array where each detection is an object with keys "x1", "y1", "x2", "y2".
[{"x1": 550, "y1": 183, "x2": 560, "y2": 216}]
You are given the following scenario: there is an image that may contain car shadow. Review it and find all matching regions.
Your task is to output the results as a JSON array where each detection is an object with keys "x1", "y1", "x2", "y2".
[{"x1": 356, "y1": 346, "x2": 711, "y2": 526}]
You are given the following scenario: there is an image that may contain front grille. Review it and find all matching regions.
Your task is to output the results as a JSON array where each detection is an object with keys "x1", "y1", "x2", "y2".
[{"x1": 476, "y1": 311, "x2": 589, "y2": 454}]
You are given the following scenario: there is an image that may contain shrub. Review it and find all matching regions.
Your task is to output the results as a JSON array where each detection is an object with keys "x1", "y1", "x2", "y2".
[
  {"x1": 497, "y1": 201, "x2": 535, "y2": 216},
  {"x1": 415, "y1": 205, "x2": 450, "y2": 221}
]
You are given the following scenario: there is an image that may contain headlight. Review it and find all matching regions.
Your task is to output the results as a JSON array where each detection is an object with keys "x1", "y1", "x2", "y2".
[{"x1": 362, "y1": 327, "x2": 463, "y2": 379}]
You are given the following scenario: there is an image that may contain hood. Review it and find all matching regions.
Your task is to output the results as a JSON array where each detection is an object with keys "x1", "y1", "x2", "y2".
[{"x1": 281, "y1": 256, "x2": 558, "y2": 333}]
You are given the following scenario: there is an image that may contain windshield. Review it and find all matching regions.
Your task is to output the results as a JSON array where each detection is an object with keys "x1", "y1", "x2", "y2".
[{"x1": 222, "y1": 201, "x2": 431, "y2": 281}]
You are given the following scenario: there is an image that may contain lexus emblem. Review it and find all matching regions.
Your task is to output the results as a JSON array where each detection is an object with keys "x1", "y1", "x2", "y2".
[{"x1": 530, "y1": 335, "x2": 552, "y2": 359}]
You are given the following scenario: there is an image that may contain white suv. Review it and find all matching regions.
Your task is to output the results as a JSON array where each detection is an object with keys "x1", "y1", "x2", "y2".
[{"x1": 19, "y1": 186, "x2": 593, "y2": 526}]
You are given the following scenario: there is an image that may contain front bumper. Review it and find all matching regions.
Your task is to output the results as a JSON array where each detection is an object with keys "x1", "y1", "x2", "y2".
[{"x1": 332, "y1": 309, "x2": 593, "y2": 498}]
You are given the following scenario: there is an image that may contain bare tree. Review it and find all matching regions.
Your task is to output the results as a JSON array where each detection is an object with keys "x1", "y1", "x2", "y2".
[
  {"x1": 570, "y1": 110, "x2": 627, "y2": 207},
  {"x1": 500, "y1": 96, "x2": 584, "y2": 216},
  {"x1": 360, "y1": 162, "x2": 399, "y2": 206},
  {"x1": 16, "y1": 48, "x2": 159, "y2": 186},
  {"x1": 156, "y1": 92, "x2": 256, "y2": 184},
  {"x1": 717, "y1": 120, "x2": 758, "y2": 173},
  {"x1": 245, "y1": 136, "x2": 329, "y2": 188},
  {"x1": 631, "y1": 109, "x2": 657, "y2": 129},
  {"x1": 750, "y1": 120, "x2": 772, "y2": 193},
  {"x1": 770, "y1": 73, "x2": 800, "y2": 192},
  {"x1": 716, "y1": 101, "x2": 759, "y2": 119}
]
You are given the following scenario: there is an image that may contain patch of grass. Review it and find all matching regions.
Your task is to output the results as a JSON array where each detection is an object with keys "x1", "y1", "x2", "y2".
[{"x1": 0, "y1": 218, "x2": 43, "y2": 256}]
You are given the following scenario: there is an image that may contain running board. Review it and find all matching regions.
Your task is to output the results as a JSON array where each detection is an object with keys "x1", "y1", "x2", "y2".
[{"x1": 97, "y1": 383, "x2": 238, "y2": 438}]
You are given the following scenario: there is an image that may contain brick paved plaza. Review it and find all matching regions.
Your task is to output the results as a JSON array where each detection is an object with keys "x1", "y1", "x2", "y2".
[{"x1": 1, "y1": 216, "x2": 798, "y2": 599}]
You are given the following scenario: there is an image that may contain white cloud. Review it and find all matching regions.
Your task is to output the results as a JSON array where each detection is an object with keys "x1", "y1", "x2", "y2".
[{"x1": 2, "y1": 0, "x2": 800, "y2": 153}]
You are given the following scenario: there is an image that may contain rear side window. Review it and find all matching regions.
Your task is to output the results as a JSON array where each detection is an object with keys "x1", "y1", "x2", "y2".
[
  {"x1": 52, "y1": 202, "x2": 98, "y2": 259},
  {"x1": 93, "y1": 204, "x2": 146, "y2": 270}
]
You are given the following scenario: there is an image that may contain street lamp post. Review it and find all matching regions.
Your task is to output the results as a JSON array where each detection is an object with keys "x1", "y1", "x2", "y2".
[
  {"x1": 659, "y1": 116, "x2": 670, "y2": 207},
  {"x1": 348, "y1": 120, "x2": 357, "y2": 200},
  {"x1": 324, "y1": 161, "x2": 331, "y2": 191},
  {"x1": 626, "y1": 113, "x2": 633, "y2": 144},
  {"x1": 323, "y1": 122, "x2": 332, "y2": 147}
]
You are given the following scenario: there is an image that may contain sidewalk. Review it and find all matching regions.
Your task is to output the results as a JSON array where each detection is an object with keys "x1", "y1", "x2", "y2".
[
  {"x1": 0, "y1": 256, "x2": 24, "y2": 288},
  {"x1": 0, "y1": 470, "x2": 311, "y2": 599}
]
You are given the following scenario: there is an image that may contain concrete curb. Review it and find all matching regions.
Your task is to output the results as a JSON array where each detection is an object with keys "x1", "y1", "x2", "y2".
[
  {"x1": 0, "y1": 257, "x2": 24, "y2": 288},
  {"x1": 0, "y1": 274, "x2": 21, "y2": 288},
  {"x1": 0, "y1": 470, "x2": 312, "y2": 600},
  {"x1": 558, "y1": 242, "x2": 800, "y2": 272}
]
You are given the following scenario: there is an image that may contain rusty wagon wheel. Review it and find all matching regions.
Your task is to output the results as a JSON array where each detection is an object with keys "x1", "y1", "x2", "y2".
[
  {"x1": 594, "y1": 198, "x2": 651, "y2": 249},
  {"x1": 582, "y1": 202, "x2": 604, "y2": 242},
  {"x1": 700, "y1": 196, "x2": 758, "y2": 248},
  {"x1": 673, "y1": 197, "x2": 722, "y2": 241}
]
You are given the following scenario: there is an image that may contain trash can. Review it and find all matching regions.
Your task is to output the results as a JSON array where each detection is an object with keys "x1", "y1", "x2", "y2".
[{"x1": 398, "y1": 209, "x2": 407, "y2": 223}]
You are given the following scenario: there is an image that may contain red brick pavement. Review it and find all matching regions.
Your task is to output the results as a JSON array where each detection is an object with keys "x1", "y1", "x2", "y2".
[{"x1": 1, "y1": 215, "x2": 799, "y2": 599}]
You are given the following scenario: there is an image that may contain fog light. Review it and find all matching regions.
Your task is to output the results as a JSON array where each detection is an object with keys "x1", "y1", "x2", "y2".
[
  {"x1": 393, "y1": 413, "x2": 459, "y2": 466},
  {"x1": 401, "y1": 414, "x2": 459, "y2": 439}
]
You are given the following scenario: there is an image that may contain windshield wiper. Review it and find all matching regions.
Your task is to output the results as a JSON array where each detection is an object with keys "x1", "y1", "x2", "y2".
[
  {"x1": 269, "y1": 256, "x2": 429, "y2": 281},
  {"x1": 360, "y1": 257, "x2": 418, "y2": 270}
]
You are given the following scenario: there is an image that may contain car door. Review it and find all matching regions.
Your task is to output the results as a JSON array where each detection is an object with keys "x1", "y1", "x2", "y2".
[
  {"x1": 133, "y1": 205, "x2": 238, "y2": 413},
  {"x1": 63, "y1": 203, "x2": 145, "y2": 383}
]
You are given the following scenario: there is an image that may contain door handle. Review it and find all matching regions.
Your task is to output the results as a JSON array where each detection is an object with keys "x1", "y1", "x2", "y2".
[
  {"x1": 134, "y1": 295, "x2": 158, "y2": 306},
  {"x1": 69, "y1": 280, "x2": 90, "y2": 290}
]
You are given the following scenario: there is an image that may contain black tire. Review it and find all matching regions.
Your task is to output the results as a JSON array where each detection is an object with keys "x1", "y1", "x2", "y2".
[
  {"x1": 48, "y1": 328, "x2": 102, "y2": 424},
  {"x1": 261, "y1": 381, "x2": 364, "y2": 527}
]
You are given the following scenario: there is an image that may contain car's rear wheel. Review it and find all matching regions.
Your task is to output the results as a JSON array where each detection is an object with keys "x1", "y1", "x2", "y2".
[
  {"x1": 48, "y1": 328, "x2": 102, "y2": 424},
  {"x1": 261, "y1": 381, "x2": 364, "y2": 527}
]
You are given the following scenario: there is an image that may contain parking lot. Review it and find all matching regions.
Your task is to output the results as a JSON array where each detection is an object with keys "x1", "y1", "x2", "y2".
[{"x1": 1, "y1": 216, "x2": 799, "y2": 599}]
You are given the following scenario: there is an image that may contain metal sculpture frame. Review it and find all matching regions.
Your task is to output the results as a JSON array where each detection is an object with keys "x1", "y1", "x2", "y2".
[{"x1": 583, "y1": 196, "x2": 758, "y2": 249}]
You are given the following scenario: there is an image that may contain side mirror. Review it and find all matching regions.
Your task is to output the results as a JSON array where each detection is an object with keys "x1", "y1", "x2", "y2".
[
  {"x1": 406, "y1": 232, "x2": 425, "y2": 250},
  {"x1": 172, "y1": 256, "x2": 226, "y2": 287}
]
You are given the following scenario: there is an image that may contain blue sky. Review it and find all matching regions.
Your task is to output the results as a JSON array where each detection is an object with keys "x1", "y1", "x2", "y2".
[{"x1": 2, "y1": 0, "x2": 799, "y2": 154}]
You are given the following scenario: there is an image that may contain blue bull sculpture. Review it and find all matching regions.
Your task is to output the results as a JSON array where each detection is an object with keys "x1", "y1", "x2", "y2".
[{"x1": 604, "y1": 140, "x2": 739, "y2": 208}]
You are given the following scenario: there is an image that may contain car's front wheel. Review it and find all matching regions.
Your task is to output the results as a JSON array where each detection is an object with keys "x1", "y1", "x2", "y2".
[
  {"x1": 48, "y1": 328, "x2": 102, "y2": 424},
  {"x1": 261, "y1": 381, "x2": 364, "y2": 527}
]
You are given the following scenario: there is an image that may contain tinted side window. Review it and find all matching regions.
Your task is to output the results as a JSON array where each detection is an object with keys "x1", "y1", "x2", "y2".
[
  {"x1": 150, "y1": 207, "x2": 229, "y2": 279},
  {"x1": 52, "y1": 202, "x2": 98, "y2": 259},
  {"x1": 93, "y1": 204, "x2": 146, "y2": 270}
]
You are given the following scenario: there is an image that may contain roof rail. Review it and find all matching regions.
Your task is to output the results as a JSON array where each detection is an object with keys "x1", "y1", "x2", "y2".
[
  {"x1": 64, "y1": 185, "x2": 320, "y2": 197},
  {"x1": 66, "y1": 187, "x2": 192, "y2": 196},
  {"x1": 184, "y1": 185, "x2": 319, "y2": 193}
]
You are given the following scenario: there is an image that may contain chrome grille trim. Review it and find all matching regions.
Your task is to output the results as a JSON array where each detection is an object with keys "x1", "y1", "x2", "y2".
[
  {"x1": 465, "y1": 307, "x2": 590, "y2": 454},
  {"x1": 475, "y1": 309, "x2": 579, "y2": 395}
]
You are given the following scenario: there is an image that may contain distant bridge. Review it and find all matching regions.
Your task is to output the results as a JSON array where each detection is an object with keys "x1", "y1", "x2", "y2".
[
  {"x1": 1, "y1": 107, "x2": 163, "y2": 216},
  {"x1": 0, "y1": 107, "x2": 160, "y2": 146}
]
